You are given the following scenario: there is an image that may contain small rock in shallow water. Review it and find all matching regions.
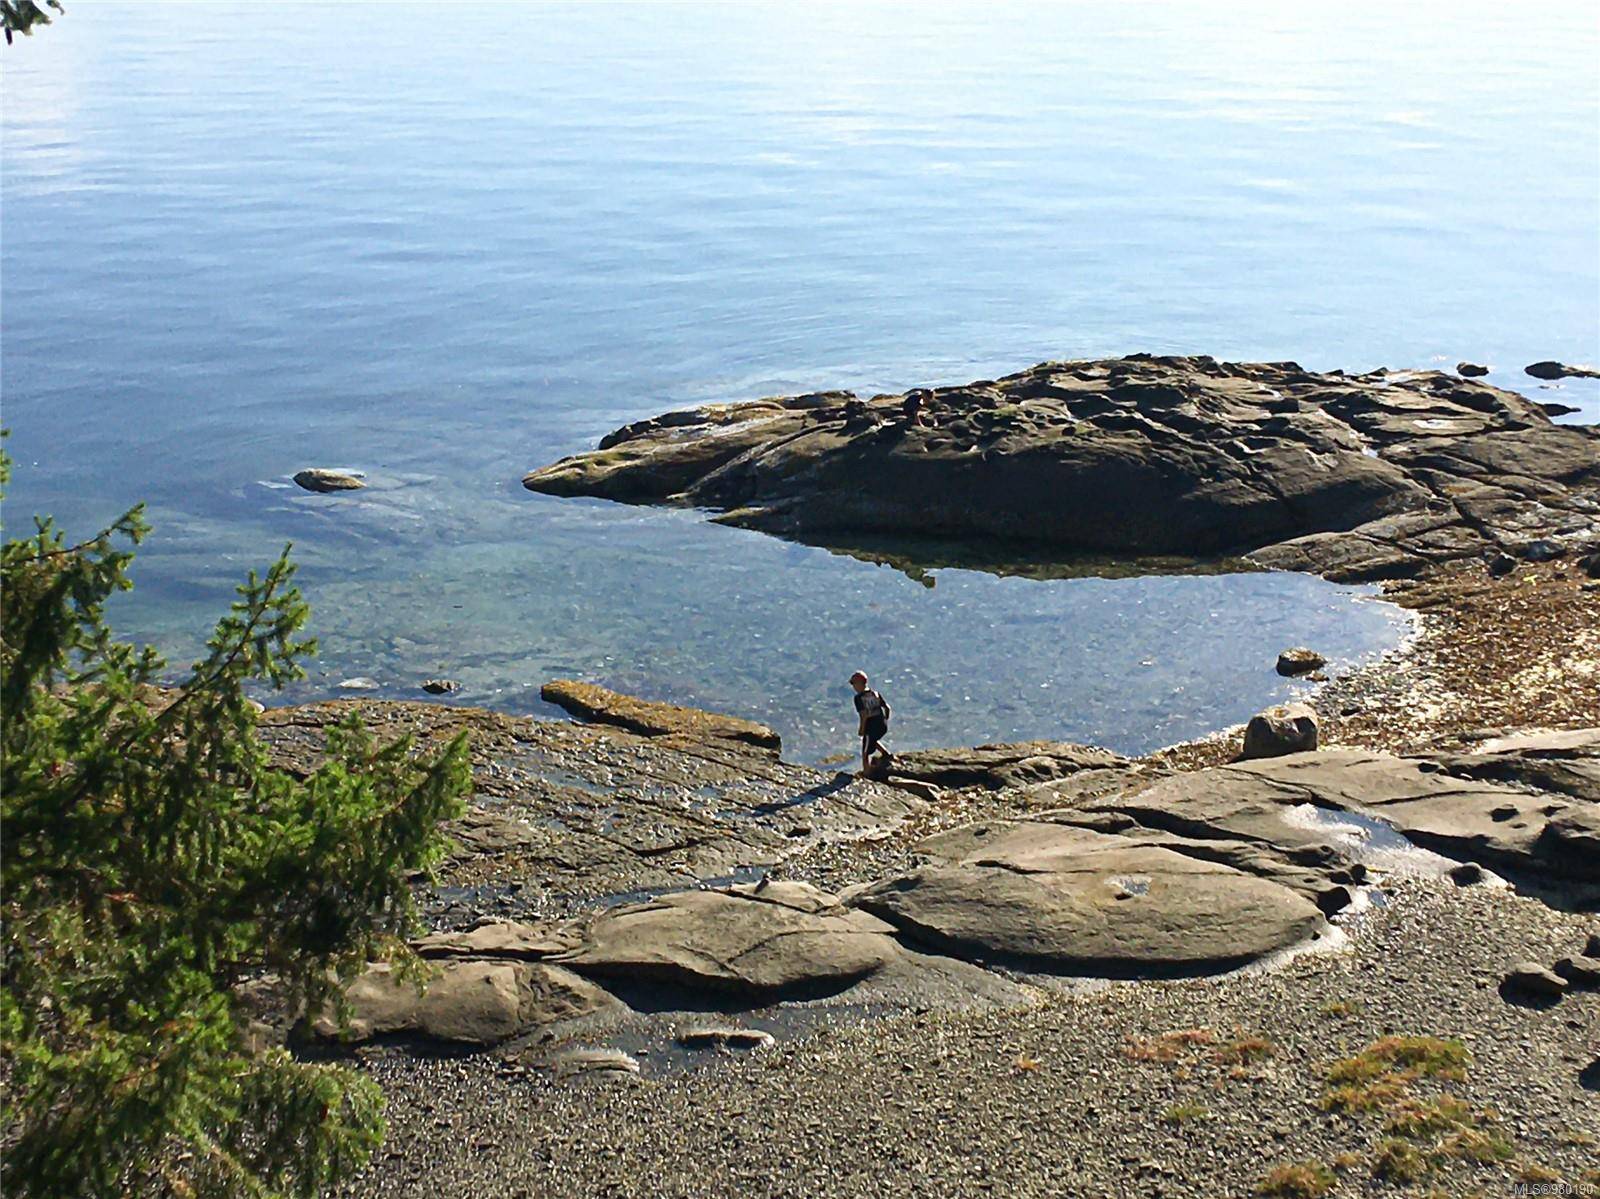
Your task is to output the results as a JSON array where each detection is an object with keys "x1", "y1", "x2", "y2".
[
  {"x1": 337, "y1": 677, "x2": 380, "y2": 691},
  {"x1": 1502, "y1": 962, "x2": 1568, "y2": 999},
  {"x1": 1525, "y1": 360, "x2": 1600, "y2": 381},
  {"x1": 1456, "y1": 362, "x2": 1490, "y2": 377},
  {"x1": 1540, "y1": 401, "x2": 1581, "y2": 417},
  {"x1": 1275, "y1": 647, "x2": 1327, "y2": 677},
  {"x1": 676, "y1": 1026, "x2": 776, "y2": 1050},
  {"x1": 1240, "y1": 702, "x2": 1319, "y2": 760},
  {"x1": 293, "y1": 468, "x2": 366, "y2": 493},
  {"x1": 421, "y1": 679, "x2": 461, "y2": 695}
]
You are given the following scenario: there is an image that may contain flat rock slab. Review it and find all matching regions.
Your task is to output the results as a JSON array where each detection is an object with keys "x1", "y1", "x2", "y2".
[
  {"x1": 555, "y1": 881, "x2": 904, "y2": 997},
  {"x1": 314, "y1": 960, "x2": 618, "y2": 1045},
  {"x1": 523, "y1": 355, "x2": 1599, "y2": 583},
  {"x1": 541, "y1": 679, "x2": 781, "y2": 753},
  {"x1": 853, "y1": 822, "x2": 1328, "y2": 976},
  {"x1": 889, "y1": 740, "x2": 1126, "y2": 790}
]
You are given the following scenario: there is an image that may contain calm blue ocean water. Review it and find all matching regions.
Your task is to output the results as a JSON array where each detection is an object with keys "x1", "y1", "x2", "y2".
[{"x1": 3, "y1": 2, "x2": 1596, "y2": 758}]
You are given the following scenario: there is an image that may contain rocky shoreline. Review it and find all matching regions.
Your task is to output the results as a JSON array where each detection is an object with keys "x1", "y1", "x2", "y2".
[{"x1": 272, "y1": 356, "x2": 1598, "y2": 1197}]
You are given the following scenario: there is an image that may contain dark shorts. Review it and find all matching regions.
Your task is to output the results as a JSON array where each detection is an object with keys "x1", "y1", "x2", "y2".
[{"x1": 862, "y1": 716, "x2": 888, "y2": 754}]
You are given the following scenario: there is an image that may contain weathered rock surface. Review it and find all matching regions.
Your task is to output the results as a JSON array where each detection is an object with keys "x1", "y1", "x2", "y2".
[
  {"x1": 555, "y1": 881, "x2": 904, "y2": 997},
  {"x1": 524, "y1": 356, "x2": 1600, "y2": 583},
  {"x1": 1185, "y1": 730, "x2": 1600, "y2": 887},
  {"x1": 1240, "y1": 702, "x2": 1320, "y2": 760},
  {"x1": 541, "y1": 679, "x2": 781, "y2": 753},
  {"x1": 314, "y1": 959, "x2": 617, "y2": 1045},
  {"x1": 293, "y1": 468, "x2": 366, "y2": 493},
  {"x1": 853, "y1": 822, "x2": 1329, "y2": 975},
  {"x1": 1457, "y1": 362, "x2": 1490, "y2": 377}
]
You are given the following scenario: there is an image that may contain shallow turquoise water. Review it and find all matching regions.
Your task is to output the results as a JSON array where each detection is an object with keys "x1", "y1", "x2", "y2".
[{"x1": 3, "y1": 2, "x2": 1594, "y2": 759}]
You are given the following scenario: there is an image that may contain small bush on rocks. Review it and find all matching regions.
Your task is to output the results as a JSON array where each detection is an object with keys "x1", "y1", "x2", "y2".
[{"x1": 1255, "y1": 1161, "x2": 1335, "y2": 1198}]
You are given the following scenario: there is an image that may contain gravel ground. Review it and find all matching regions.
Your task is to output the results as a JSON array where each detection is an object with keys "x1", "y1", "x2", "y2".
[{"x1": 338, "y1": 879, "x2": 1598, "y2": 1199}]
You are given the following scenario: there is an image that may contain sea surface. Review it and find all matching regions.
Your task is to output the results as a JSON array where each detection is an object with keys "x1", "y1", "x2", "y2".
[{"x1": 4, "y1": 2, "x2": 1596, "y2": 760}]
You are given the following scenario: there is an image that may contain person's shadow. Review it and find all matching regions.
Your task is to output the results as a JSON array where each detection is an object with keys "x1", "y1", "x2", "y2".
[{"x1": 745, "y1": 772, "x2": 854, "y2": 817}]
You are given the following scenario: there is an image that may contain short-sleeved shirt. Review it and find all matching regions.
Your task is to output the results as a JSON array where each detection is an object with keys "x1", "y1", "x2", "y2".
[{"x1": 854, "y1": 690, "x2": 886, "y2": 721}]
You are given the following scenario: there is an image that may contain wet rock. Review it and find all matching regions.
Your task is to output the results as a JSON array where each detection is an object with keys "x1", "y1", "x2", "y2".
[
  {"x1": 541, "y1": 679, "x2": 781, "y2": 753},
  {"x1": 1553, "y1": 955, "x2": 1600, "y2": 987},
  {"x1": 888, "y1": 740, "x2": 1125, "y2": 790},
  {"x1": 1240, "y1": 702, "x2": 1320, "y2": 760},
  {"x1": 1588, "y1": 933, "x2": 1600, "y2": 958},
  {"x1": 556, "y1": 882, "x2": 903, "y2": 997},
  {"x1": 314, "y1": 960, "x2": 618, "y2": 1045},
  {"x1": 293, "y1": 468, "x2": 366, "y2": 493},
  {"x1": 1456, "y1": 362, "x2": 1490, "y2": 377},
  {"x1": 1487, "y1": 552, "x2": 1518, "y2": 577},
  {"x1": 524, "y1": 356, "x2": 1598, "y2": 581},
  {"x1": 1501, "y1": 961, "x2": 1568, "y2": 998},
  {"x1": 853, "y1": 821, "x2": 1327, "y2": 976},
  {"x1": 1541, "y1": 402, "x2": 1581, "y2": 417},
  {"x1": 1448, "y1": 862, "x2": 1484, "y2": 886},
  {"x1": 421, "y1": 679, "x2": 461, "y2": 695},
  {"x1": 1275, "y1": 647, "x2": 1327, "y2": 677},
  {"x1": 1579, "y1": 551, "x2": 1600, "y2": 578},
  {"x1": 1525, "y1": 360, "x2": 1600, "y2": 381}
]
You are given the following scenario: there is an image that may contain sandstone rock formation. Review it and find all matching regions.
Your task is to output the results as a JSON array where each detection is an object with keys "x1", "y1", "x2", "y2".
[{"x1": 524, "y1": 356, "x2": 1599, "y2": 583}]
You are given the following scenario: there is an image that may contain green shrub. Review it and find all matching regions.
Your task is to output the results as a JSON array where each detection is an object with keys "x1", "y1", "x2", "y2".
[{"x1": 0, "y1": 449, "x2": 470, "y2": 1198}]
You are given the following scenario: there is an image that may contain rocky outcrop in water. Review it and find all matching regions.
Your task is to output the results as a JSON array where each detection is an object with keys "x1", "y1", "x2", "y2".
[
  {"x1": 1525, "y1": 361, "x2": 1600, "y2": 381},
  {"x1": 523, "y1": 356, "x2": 1599, "y2": 583},
  {"x1": 293, "y1": 468, "x2": 366, "y2": 493}
]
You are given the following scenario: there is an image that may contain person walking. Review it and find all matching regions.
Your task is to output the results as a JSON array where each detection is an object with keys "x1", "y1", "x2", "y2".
[{"x1": 849, "y1": 670, "x2": 892, "y2": 778}]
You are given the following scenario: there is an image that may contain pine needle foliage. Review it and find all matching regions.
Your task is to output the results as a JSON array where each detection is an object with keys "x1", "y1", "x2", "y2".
[{"x1": 0, "y1": 449, "x2": 471, "y2": 1198}]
